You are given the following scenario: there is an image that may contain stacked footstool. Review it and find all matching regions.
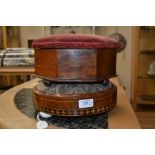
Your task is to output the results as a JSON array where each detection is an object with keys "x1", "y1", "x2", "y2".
[{"x1": 32, "y1": 34, "x2": 120, "y2": 128}]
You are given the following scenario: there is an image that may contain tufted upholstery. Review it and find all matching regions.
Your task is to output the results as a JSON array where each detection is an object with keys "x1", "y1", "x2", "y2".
[{"x1": 32, "y1": 34, "x2": 120, "y2": 49}]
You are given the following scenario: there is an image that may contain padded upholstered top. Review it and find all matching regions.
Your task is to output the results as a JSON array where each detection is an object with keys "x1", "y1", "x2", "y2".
[{"x1": 32, "y1": 34, "x2": 120, "y2": 49}]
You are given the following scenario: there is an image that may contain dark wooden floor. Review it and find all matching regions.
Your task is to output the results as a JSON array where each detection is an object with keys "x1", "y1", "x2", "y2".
[{"x1": 135, "y1": 105, "x2": 155, "y2": 129}]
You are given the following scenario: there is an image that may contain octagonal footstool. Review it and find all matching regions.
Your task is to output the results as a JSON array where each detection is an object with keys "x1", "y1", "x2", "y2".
[{"x1": 32, "y1": 34, "x2": 120, "y2": 117}]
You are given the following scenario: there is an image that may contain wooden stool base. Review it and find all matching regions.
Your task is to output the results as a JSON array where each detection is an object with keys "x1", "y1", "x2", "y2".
[{"x1": 33, "y1": 83, "x2": 117, "y2": 117}]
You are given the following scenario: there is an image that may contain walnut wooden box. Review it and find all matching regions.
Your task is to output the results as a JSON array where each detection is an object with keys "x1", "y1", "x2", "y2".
[{"x1": 32, "y1": 34, "x2": 120, "y2": 82}]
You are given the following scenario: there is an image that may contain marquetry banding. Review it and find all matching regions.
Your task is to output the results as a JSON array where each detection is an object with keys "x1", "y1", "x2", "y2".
[{"x1": 32, "y1": 84, "x2": 117, "y2": 116}]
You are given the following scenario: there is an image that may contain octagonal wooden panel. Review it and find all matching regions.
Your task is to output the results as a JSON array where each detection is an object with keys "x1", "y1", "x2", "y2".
[{"x1": 35, "y1": 48, "x2": 117, "y2": 82}]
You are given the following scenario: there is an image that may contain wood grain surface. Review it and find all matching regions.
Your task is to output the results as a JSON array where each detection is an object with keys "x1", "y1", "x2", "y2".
[{"x1": 35, "y1": 48, "x2": 117, "y2": 82}]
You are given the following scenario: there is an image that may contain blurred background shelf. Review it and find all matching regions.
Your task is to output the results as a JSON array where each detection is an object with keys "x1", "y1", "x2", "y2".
[
  {"x1": 140, "y1": 50, "x2": 155, "y2": 54},
  {"x1": 137, "y1": 96, "x2": 155, "y2": 105},
  {"x1": 0, "y1": 26, "x2": 20, "y2": 49},
  {"x1": 138, "y1": 74, "x2": 155, "y2": 79},
  {"x1": 132, "y1": 26, "x2": 155, "y2": 109},
  {"x1": 0, "y1": 67, "x2": 35, "y2": 91}
]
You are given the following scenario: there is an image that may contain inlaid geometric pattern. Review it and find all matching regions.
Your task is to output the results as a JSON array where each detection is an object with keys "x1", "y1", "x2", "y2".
[{"x1": 34, "y1": 102, "x2": 116, "y2": 117}]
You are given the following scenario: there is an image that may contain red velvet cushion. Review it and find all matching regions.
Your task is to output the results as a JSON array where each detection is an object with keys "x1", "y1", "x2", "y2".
[{"x1": 32, "y1": 34, "x2": 120, "y2": 49}]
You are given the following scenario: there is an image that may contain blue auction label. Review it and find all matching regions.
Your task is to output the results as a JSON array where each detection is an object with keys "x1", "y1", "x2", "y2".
[{"x1": 78, "y1": 99, "x2": 94, "y2": 108}]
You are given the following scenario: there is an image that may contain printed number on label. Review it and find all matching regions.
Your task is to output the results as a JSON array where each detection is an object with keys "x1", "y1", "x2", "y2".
[{"x1": 78, "y1": 99, "x2": 94, "y2": 108}]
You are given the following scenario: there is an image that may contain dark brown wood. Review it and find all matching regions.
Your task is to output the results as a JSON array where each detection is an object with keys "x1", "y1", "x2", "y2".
[
  {"x1": 57, "y1": 49, "x2": 96, "y2": 80},
  {"x1": 35, "y1": 49, "x2": 57, "y2": 79},
  {"x1": 97, "y1": 49, "x2": 117, "y2": 80},
  {"x1": 35, "y1": 48, "x2": 117, "y2": 82},
  {"x1": 32, "y1": 84, "x2": 117, "y2": 116}
]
